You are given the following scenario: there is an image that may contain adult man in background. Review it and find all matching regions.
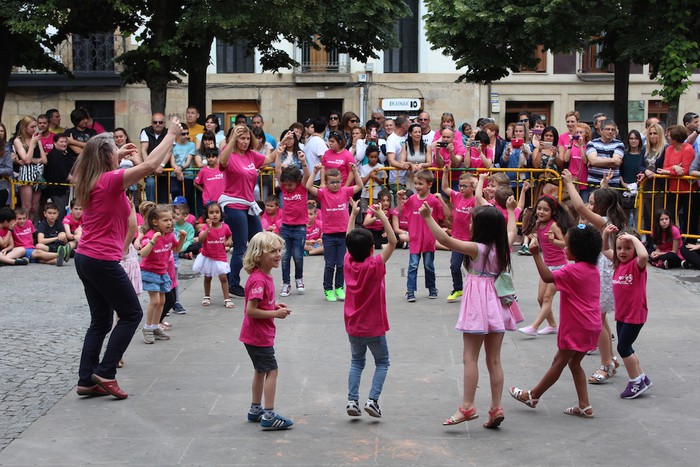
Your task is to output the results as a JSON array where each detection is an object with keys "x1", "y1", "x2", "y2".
[{"x1": 140, "y1": 113, "x2": 169, "y2": 202}]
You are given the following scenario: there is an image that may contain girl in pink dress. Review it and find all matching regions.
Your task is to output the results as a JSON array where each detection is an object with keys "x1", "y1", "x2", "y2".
[
  {"x1": 420, "y1": 197, "x2": 521, "y2": 429},
  {"x1": 510, "y1": 224, "x2": 602, "y2": 418},
  {"x1": 518, "y1": 195, "x2": 574, "y2": 336}
]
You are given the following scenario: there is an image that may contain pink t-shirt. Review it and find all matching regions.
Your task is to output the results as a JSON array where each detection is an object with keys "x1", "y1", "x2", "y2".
[
  {"x1": 40, "y1": 135, "x2": 54, "y2": 154},
  {"x1": 403, "y1": 193, "x2": 444, "y2": 254},
  {"x1": 200, "y1": 223, "x2": 231, "y2": 261},
  {"x1": 281, "y1": 183, "x2": 308, "y2": 225},
  {"x1": 194, "y1": 165, "x2": 225, "y2": 204},
  {"x1": 76, "y1": 170, "x2": 131, "y2": 261},
  {"x1": 260, "y1": 210, "x2": 282, "y2": 233},
  {"x1": 434, "y1": 143, "x2": 467, "y2": 168},
  {"x1": 306, "y1": 218, "x2": 322, "y2": 241},
  {"x1": 62, "y1": 213, "x2": 82, "y2": 232},
  {"x1": 344, "y1": 253, "x2": 389, "y2": 337},
  {"x1": 222, "y1": 150, "x2": 266, "y2": 209},
  {"x1": 322, "y1": 149, "x2": 355, "y2": 184},
  {"x1": 469, "y1": 146, "x2": 494, "y2": 169},
  {"x1": 567, "y1": 144, "x2": 588, "y2": 184},
  {"x1": 537, "y1": 219, "x2": 567, "y2": 266},
  {"x1": 450, "y1": 192, "x2": 475, "y2": 241},
  {"x1": 552, "y1": 262, "x2": 602, "y2": 352},
  {"x1": 167, "y1": 254, "x2": 178, "y2": 288},
  {"x1": 317, "y1": 186, "x2": 354, "y2": 234},
  {"x1": 240, "y1": 268, "x2": 277, "y2": 347},
  {"x1": 365, "y1": 207, "x2": 396, "y2": 232},
  {"x1": 656, "y1": 225, "x2": 682, "y2": 254},
  {"x1": 140, "y1": 231, "x2": 177, "y2": 275},
  {"x1": 11, "y1": 221, "x2": 35, "y2": 249},
  {"x1": 612, "y1": 259, "x2": 648, "y2": 324}
]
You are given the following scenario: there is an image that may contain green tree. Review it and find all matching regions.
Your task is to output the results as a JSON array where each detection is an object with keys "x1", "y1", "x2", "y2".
[
  {"x1": 117, "y1": 0, "x2": 411, "y2": 115},
  {"x1": 424, "y1": 0, "x2": 696, "y2": 134}
]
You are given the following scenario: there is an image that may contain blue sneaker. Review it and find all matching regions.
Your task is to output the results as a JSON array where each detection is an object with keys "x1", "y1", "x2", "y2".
[
  {"x1": 247, "y1": 410, "x2": 263, "y2": 422},
  {"x1": 643, "y1": 375, "x2": 652, "y2": 389},
  {"x1": 260, "y1": 412, "x2": 293, "y2": 430},
  {"x1": 405, "y1": 291, "x2": 416, "y2": 303}
]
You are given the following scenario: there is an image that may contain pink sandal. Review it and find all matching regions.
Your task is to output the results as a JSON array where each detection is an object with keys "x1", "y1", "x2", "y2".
[
  {"x1": 442, "y1": 406, "x2": 478, "y2": 426},
  {"x1": 483, "y1": 406, "x2": 505, "y2": 429}
]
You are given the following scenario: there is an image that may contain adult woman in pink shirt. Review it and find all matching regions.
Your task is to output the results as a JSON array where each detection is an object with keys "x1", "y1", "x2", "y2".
[
  {"x1": 72, "y1": 117, "x2": 180, "y2": 399},
  {"x1": 219, "y1": 124, "x2": 277, "y2": 297}
]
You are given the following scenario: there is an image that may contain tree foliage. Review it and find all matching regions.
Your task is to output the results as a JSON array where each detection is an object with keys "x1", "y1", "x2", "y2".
[{"x1": 424, "y1": 0, "x2": 697, "y2": 126}]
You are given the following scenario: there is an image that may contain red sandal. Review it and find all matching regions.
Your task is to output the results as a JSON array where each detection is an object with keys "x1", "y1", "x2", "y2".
[
  {"x1": 442, "y1": 406, "x2": 478, "y2": 425},
  {"x1": 483, "y1": 406, "x2": 504, "y2": 429}
]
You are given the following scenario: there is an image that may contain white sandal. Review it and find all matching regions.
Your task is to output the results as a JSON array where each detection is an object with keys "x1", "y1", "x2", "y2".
[
  {"x1": 202, "y1": 296, "x2": 211, "y2": 306},
  {"x1": 224, "y1": 298, "x2": 235, "y2": 309},
  {"x1": 563, "y1": 405, "x2": 594, "y2": 418},
  {"x1": 509, "y1": 387, "x2": 539, "y2": 408}
]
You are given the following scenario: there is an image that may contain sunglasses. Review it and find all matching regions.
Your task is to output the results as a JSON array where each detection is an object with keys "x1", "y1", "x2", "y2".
[
  {"x1": 329, "y1": 116, "x2": 339, "y2": 120},
  {"x1": 152, "y1": 120, "x2": 164, "y2": 124},
  {"x1": 350, "y1": 119, "x2": 359, "y2": 123},
  {"x1": 181, "y1": 133, "x2": 189, "y2": 136}
]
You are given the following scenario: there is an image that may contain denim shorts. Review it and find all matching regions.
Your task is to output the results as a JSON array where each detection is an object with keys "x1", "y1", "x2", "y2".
[
  {"x1": 23, "y1": 248, "x2": 35, "y2": 261},
  {"x1": 245, "y1": 344, "x2": 278, "y2": 373},
  {"x1": 141, "y1": 270, "x2": 173, "y2": 293}
]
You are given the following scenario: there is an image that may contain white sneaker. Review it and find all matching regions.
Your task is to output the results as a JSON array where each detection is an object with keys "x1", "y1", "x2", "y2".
[
  {"x1": 280, "y1": 283, "x2": 291, "y2": 297},
  {"x1": 346, "y1": 400, "x2": 361, "y2": 416},
  {"x1": 295, "y1": 279, "x2": 305, "y2": 293}
]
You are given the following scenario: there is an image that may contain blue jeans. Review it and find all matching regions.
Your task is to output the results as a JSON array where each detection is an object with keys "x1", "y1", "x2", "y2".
[
  {"x1": 75, "y1": 253, "x2": 143, "y2": 387},
  {"x1": 348, "y1": 334, "x2": 390, "y2": 401},
  {"x1": 450, "y1": 251, "x2": 465, "y2": 291},
  {"x1": 322, "y1": 232, "x2": 346, "y2": 291},
  {"x1": 144, "y1": 175, "x2": 170, "y2": 203},
  {"x1": 280, "y1": 224, "x2": 306, "y2": 284},
  {"x1": 407, "y1": 252, "x2": 436, "y2": 293},
  {"x1": 224, "y1": 207, "x2": 262, "y2": 288}
]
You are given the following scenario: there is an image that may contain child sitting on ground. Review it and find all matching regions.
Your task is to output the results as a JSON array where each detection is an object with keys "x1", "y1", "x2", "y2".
[
  {"x1": 36, "y1": 202, "x2": 75, "y2": 265},
  {"x1": 344, "y1": 198, "x2": 397, "y2": 419},
  {"x1": 260, "y1": 195, "x2": 283, "y2": 234},
  {"x1": 11, "y1": 207, "x2": 63, "y2": 266},
  {"x1": 175, "y1": 203, "x2": 200, "y2": 260},
  {"x1": 62, "y1": 199, "x2": 83, "y2": 246},
  {"x1": 305, "y1": 203, "x2": 323, "y2": 256},
  {"x1": 0, "y1": 207, "x2": 29, "y2": 265}
]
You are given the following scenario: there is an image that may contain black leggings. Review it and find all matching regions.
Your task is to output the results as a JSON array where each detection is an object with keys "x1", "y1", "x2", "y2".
[
  {"x1": 616, "y1": 321, "x2": 644, "y2": 359},
  {"x1": 653, "y1": 251, "x2": 682, "y2": 269}
]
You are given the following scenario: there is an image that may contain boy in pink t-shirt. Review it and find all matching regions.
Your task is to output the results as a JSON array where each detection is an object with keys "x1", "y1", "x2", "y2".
[
  {"x1": 304, "y1": 204, "x2": 323, "y2": 256},
  {"x1": 397, "y1": 170, "x2": 444, "y2": 302},
  {"x1": 306, "y1": 164, "x2": 363, "y2": 302},
  {"x1": 62, "y1": 199, "x2": 84, "y2": 246},
  {"x1": 343, "y1": 199, "x2": 397, "y2": 418},
  {"x1": 0, "y1": 207, "x2": 30, "y2": 265},
  {"x1": 11, "y1": 208, "x2": 62, "y2": 265}
]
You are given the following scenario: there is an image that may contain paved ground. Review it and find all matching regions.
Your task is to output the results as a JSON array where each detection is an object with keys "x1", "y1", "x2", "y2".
[{"x1": 1, "y1": 249, "x2": 699, "y2": 466}]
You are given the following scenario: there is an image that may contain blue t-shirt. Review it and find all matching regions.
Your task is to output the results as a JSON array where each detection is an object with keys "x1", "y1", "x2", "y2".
[{"x1": 172, "y1": 141, "x2": 196, "y2": 179}]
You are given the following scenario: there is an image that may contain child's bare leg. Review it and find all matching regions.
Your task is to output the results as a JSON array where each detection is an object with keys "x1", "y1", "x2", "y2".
[
  {"x1": 203, "y1": 276, "x2": 212, "y2": 297},
  {"x1": 263, "y1": 369, "x2": 278, "y2": 410},
  {"x1": 309, "y1": 245, "x2": 323, "y2": 255},
  {"x1": 483, "y1": 332, "x2": 505, "y2": 409},
  {"x1": 568, "y1": 351, "x2": 591, "y2": 410},
  {"x1": 527, "y1": 350, "x2": 575, "y2": 400},
  {"x1": 219, "y1": 274, "x2": 229, "y2": 300},
  {"x1": 593, "y1": 313, "x2": 616, "y2": 379},
  {"x1": 31, "y1": 250, "x2": 58, "y2": 263},
  {"x1": 529, "y1": 280, "x2": 556, "y2": 329},
  {"x1": 623, "y1": 353, "x2": 641, "y2": 379},
  {"x1": 447, "y1": 334, "x2": 483, "y2": 420},
  {"x1": 35, "y1": 243, "x2": 49, "y2": 252},
  {"x1": 146, "y1": 292, "x2": 164, "y2": 325},
  {"x1": 251, "y1": 371, "x2": 265, "y2": 405}
]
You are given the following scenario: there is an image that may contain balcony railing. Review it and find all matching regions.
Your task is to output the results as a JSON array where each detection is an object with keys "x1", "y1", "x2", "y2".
[
  {"x1": 12, "y1": 33, "x2": 127, "y2": 74},
  {"x1": 293, "y1": 40, "x2": 350, "y2": 74}
]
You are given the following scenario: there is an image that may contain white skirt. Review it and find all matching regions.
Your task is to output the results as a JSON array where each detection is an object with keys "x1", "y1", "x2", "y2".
[
  {"x1": 193, "y1": 254, "x2": 230, "y2": 277},
  {"x1": 120, "y1": 244, "x2": 142, "y2": 295}
]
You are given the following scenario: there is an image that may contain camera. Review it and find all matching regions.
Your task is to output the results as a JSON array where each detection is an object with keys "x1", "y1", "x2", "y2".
[
  {"x1": 572, "y1": 135, "x2": 580, "y2": 141},
  {"x1": 469, "y1": 140, "x2": 480, "y2": 148},
  {"x1": 511, "y1": 138, "x2": 524, "y2": 149},
  {"x1": 437, "y1": 142, "x2": 448, "y2": 148}
]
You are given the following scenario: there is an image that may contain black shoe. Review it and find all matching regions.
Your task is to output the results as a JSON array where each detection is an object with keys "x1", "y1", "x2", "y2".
[{"x1": 229, "y1": 285, "x2": 245, "y2": 297}]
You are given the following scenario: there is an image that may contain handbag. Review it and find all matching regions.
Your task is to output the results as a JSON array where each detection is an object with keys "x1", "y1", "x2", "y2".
[{"x1": 494, "y1": 272, "x2": 517, "y2": 307}]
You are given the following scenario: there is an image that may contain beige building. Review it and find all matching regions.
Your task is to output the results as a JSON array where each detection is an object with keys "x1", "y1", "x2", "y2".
[{"x1": 4, "y1": 1, "x2": 699, "y2": 138}]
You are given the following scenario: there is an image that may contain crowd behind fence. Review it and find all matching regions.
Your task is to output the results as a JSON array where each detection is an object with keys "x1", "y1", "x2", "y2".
[{"x1": 3, "y1": 168, "x2": 700, "y2": 240}]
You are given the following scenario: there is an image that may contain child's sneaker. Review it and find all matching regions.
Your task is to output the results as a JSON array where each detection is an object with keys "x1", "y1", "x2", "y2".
[
  {"x1": 247, "y1": 410, "x2": 263, "y2": 422},
  {"x1": 643, "y1": 375, "x2": 652, "y2": 388},
  {"x1": 620, "y1": 379, "x2": 648, "y2": 399},
  {"x1": 260, "y1": 412, "x2": 294, "y2": 430},
  {"x1": 280, "y1": 283, "x2": 291, "y2": 297},
  {"x1": 324, "y1": 290, "x2": 337, "y2": 302},
  {"x1": 405, "y1": 291, "x2": 416, "y2": 302},
  {"x1": 346, "y1": 400, "x2": 362, "y2": 416},
  {"x1": 446, "y1": 290, "x2": 462, "y2": 303},
  {"x1": 172, "y1": 303, "x2": 187, "y2": 314},
  {"x1": 142, "y1": 328, "x2": 154, "y2": 344},
  {"x1": 335, "y1": 287, "x2": 345, "y2": 301},
  {"x1": 295, "y1": 279, "x2": 305, "y2": 293},
  {"x1": 517, "y1": 244, "x2": 531, "y2": 256},
  {"x1": 14, "y1": 257, "x2": 30, "y2": 266},
  {"x1": 518, "y1": 325, "x2": 538, "y2": 337},
  {"x1": 63, "y1": 243, "x2": 72, "y2": 263},
  {"x1": 681, "y1": 260, "x2": 690, "y2": 269},
  {"x1": 428, "y1": 289, "x2": 439, "y2": 299},
  {"x1": 537, "y1": 326, "x2": 558, "y2": 335},
  {"x1": 364, "y1": 399, "x2": 382, "y2": 418},
  {"x1": 153, "y1": 327, "x2": 170, "y2": 340},
  {"x1": 56, "y1": 245, "x2": 65, "y2": 267}
]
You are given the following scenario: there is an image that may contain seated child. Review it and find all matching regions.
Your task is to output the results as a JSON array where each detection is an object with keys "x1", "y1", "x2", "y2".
[
  {"x1": 359, "y1": 145, "x2": 387, "y2": 211},
  {"x1": 0, "y1": 207, "x2": 29, "y2": 265},
  {"x1": 62, "y1": 199, "x2": 83, "y2": 246},
  {"x1": 36, "y1": 202, "x2": 74, "y2": 265},
  {"x1": 175, "y1": 203, "x2": 200, "y2": 259},
  {"x1": 362, "y1": 189, "x2": 395, "y2": 249},
  {"x1": 11, "y1": 207, "x2": 63, "y2": 265},
  {"x1": 391, "y1": 189, "x2": 411, "y2": 249},
  {"x1": 305, "y1": 203, "x2": 323, "y2": 256},
  {"x1": 261, "y1": 194, "x2": 283, "y2": 234}
]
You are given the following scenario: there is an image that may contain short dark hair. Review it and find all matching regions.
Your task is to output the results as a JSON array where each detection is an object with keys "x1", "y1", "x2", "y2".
[
  {"x1": 280, "y1": 165, "x2": 303, "y2": 184},
  {"x1": 566, "y1": 224, "x2": 601, "y2": 264},
  {"x1": 45, "y1": 109, "x2": 59, "y2": 120},
  {"x1": 346, "y1": 227, "x2": 374, "y2": 262},
  {"x1": 53, "y1": 132, "x2": 68, "y2": 143},
  {"x1": 70, "y1": 108, "x2": 89, "y2": 126},
  {"x1": 682, "y1": 112, "x2": 699, "y2": 125},
  {"x1": 0, "y1": 206, "x2": 16, "y2": 223},
  {"x1": 44, "y1": 202, "x2": 58, "y2": 212},
  {"x1": 313, "y1": 116, "x2": 327, "y2": 133}
]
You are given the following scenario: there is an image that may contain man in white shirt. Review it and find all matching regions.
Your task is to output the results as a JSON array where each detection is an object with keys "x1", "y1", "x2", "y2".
[
  {"x1": 304, "y1": 117, "x2": 329, "y2": 182},
  {"x1": 418, "y1": 111, "x2": 435, "y2": 146},
  {"x1": 386, "y1": 115, "x2": 411, "y2": 190}
]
